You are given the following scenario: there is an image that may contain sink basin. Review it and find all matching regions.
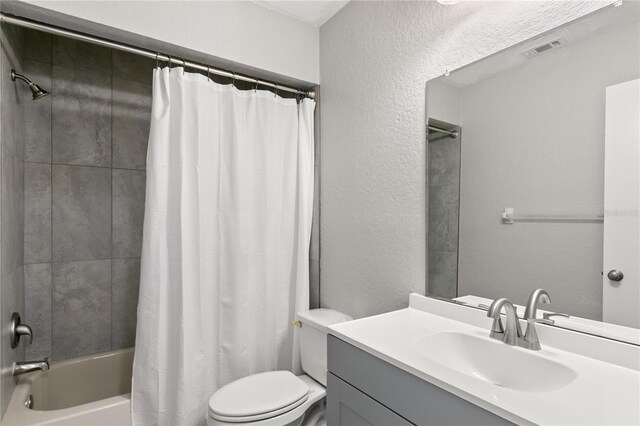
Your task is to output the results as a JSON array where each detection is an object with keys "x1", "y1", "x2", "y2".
[{"x1": 413, "y1": 332, "x2": 577, "y2": 392}]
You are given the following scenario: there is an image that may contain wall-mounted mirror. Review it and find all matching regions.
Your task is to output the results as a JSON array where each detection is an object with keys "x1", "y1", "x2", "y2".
[{"x1": 426, "y1": 1, "x2": 639, "y2": 345}]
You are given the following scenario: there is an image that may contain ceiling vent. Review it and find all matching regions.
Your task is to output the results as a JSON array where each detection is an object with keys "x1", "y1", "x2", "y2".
[{"x1": 521, "y1": 37, "x2": 568, "y2": 59}]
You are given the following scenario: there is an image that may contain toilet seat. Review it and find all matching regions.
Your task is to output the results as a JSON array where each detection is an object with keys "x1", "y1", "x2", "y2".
[
  {"x1": 208, "y1": 375, "x2": 327, "y2": 426},
  {"x1": 209, "y1": 371, "x2": 310, "y2": 423}
]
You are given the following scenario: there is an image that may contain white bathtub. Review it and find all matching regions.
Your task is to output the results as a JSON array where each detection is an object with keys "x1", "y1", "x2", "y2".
[{"x1": 3, "y1": 348, "x2": 133, "y2": 426}]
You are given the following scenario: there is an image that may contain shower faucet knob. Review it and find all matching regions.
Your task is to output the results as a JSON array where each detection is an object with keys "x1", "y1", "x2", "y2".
[{"x1": 10, "y1": 312, "x2": 33, "y2": 348}]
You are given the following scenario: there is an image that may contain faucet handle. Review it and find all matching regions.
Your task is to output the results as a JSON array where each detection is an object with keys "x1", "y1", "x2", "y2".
[
  {"x1": 10, "y1": 312, "x2": 34, "y2": 348},
  {"x1": 489, "y1": 317, "x2": 504, "y2": 338},
  {"x1": 16, "y1": 324, "x2": 33, "y2": 344},
  {"x1": 543, "y1": 312, "x2": 569, "y2": 320},
  {"x1": 540, "y1": 312, "x2": 570, "y2": 325},
  {"x1": 477, "y1": 303, "x2": 504, "y2": 337},
  {"x1": 528, "y1": 317, "x2": 554, "y2": 326}
]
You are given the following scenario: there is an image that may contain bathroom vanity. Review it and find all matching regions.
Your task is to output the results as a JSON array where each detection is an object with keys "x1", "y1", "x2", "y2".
[
  {"x1": 327, "y1": 336, "x2": 511, "y2": 425},
  {"x1": 327, "y1": 294, "x2": 640, "y2": 426}
]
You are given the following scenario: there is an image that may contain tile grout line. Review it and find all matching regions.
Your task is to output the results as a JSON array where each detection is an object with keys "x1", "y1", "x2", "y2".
[
  {"x1": 49, "y1": 41, "x2": 54, "y2": 359},
  {"x1": 110, "y1": 48, "x2": 114, "y2": 351},
  {"x1": 23, "y1": 257, "x2": 141, "y2": 267},
  {"x1": 25, "y1": 160, "x2": 145, "y2": 173}
]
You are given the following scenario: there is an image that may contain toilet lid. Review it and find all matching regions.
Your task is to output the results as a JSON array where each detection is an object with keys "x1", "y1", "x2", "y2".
[{"x1": 209, "y1": 371, "x2": 309, "y2": 420}]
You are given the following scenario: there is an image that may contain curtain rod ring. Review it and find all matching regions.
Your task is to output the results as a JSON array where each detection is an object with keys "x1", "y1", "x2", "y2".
[
  {"x1": 155, "y1": 53, "x2": 159, "y2": 69},
  {"x1": 167, "y1": 55, "x2": 172, "y2": 72},
  {"x1": 232, "y1": 72, "x2": 236, "y2": 87},
  {"x1": 207, "y1": 66, "x2": 210, "y2": 82},
  {"x1": 274, "y1": 84, "x2": 278, "y2": 98}
]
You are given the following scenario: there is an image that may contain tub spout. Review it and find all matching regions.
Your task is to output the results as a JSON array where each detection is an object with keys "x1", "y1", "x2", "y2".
[{"x1": 13, "y1": 357, "x2": 49, "y2": 376}]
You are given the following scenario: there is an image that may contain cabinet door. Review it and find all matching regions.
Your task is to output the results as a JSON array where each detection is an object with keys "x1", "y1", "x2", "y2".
[{"x1": 327, "y1": 373, "x2": 413, "y2": 426}]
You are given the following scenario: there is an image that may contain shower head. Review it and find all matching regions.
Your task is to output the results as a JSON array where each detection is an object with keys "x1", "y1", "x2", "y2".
[{"x1": 11, "y1": 69, "x2": 49, "y2": 100}]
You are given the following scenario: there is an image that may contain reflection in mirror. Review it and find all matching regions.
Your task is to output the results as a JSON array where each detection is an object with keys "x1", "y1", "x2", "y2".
[
  {"x1": 427, "y1": 120, "x2": 460, "y2": 299},
  {"x1": 425, "y1": 2, "x2": 639, "y2": 344}
]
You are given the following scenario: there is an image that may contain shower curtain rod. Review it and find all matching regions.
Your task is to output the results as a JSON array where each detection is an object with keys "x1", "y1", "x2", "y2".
[
  {"x1": 428, "y1": 125, "x2": 458, "y2": 137},
  {"x1": 0, "y1": 12, "x2": 316, "y2": 99}
]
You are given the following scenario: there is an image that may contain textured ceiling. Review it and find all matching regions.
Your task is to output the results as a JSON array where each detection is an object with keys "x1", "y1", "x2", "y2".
[{"x1": 252, "y1": 1, "x2": 349, "y2": 27}]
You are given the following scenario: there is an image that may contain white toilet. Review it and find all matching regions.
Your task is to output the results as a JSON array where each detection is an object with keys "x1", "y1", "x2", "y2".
[{"x1": 207, "y1": 309, "x2": 352, "y2": 426}]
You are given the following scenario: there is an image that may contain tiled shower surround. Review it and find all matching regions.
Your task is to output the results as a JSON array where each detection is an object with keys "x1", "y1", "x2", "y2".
[
  {"x1": 427, "y1": 131, "x2": 460, "y2": 299},
  {"x1": 21, "y1": 29, "x2": 153, "y2": 361},
  {"x1": 1, "y1": 21, "x2": 26, "y2": 416}
]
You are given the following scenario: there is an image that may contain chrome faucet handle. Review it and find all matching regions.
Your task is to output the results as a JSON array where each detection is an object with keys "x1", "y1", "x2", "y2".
[
  {"x1": 16, "y1": 324, "x2": 33, "y2": 344},
  {"x1": 10, "y1": 312, "x2": 34, "y2": 348},
  {"x1": 489, "y1": 317, "x2": 504, "y2": 339},
  {"x1": 543, "y1": 312, "x2": 569, "y2": 321},
  {"x1": 531, "y1": 318, "x2": 555, "y2": 325},
  {"x1": 478, "y1": 304, "x2": 504, "y2": 337},
  {"x1": 536, "y1": 312, "x2": 569, "y2": 326}
]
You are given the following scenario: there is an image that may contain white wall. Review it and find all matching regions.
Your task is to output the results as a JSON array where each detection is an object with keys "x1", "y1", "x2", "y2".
[
  {"x1": 457, "y1": 22, "x2": 639, "y2": 320},
  {"x1": 319, "y1": 1, "x2": 610, "y2": 319},
  {"x1": 5, "y1": 0, "x2": 319, "y2": 85},
  {"x1": 427, "y1": 80, "x2": 460, "y2": 126}
]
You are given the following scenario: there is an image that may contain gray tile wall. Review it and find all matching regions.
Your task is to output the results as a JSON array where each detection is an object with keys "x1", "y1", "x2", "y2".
[
  {"x1": 22, "y1": 29, "x2": 153, "y2": 361},
  {"x1": 427, "y1": 133, "x2": 461, "y2": 299},
  {"x1": 0, "y1": 21, "x2": 25, "y2": 419}
]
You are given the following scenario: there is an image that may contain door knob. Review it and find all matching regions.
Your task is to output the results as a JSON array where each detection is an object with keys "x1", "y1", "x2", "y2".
[{"x1": 607, "y1": 269, "x2": 624, "y2": 282}]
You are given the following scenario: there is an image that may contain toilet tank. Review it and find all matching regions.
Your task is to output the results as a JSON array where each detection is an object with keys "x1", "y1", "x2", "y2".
[{"x1": 296, "y1": 309, "x2": 352, "y2": 386}]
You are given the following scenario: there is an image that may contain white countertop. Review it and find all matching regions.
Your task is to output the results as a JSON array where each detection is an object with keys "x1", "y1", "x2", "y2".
[{"x1": 328, "y1": 294, "x2": 640, "y2": 426}]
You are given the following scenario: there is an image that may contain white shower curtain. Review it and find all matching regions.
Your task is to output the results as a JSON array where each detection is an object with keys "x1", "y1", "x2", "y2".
[{"x1": 131, "y1": 67, "x2": 315, "y2": 426}]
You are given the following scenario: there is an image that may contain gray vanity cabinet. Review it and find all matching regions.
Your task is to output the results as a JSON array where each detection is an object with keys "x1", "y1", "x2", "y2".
[{"x1": 326, "y1": 335, "x2": 514, "y2": 426}]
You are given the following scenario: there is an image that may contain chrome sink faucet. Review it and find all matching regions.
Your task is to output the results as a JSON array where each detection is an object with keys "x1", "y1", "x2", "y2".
[
  {"x1": 486, "y1": 298, "x2": 523, "y2": 346},
  {"x1": 13, "y1": 358, "x2": 49, "y2": 376},
  {"x1": 522, "y1": 288, "x2": 552, "y2": 350}
]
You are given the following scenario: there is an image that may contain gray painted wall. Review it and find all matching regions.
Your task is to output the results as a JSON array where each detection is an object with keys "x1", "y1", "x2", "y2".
[
  {"x1": 0, "y1": 21, "x2": 25, "y2": 418},
  {"x1": 319, "y1": 0, "x2": 609, "y2": 319},
  {"x1": 21, "y1": 29, "x2": 152, "y2": 361},
  {"x1": 456, "y1": 22, "x2": 640, "y2": 320}
]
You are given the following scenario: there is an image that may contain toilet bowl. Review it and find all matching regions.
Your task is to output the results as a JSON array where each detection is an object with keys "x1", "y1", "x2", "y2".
[{"x1": 207, "y1": 309, "x2": 352, "y2": 426}]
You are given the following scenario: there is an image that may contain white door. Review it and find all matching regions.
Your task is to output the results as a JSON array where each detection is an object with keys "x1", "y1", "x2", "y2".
[{"x1": 602, "y1": 79, "x2": 640, "y2": 328}]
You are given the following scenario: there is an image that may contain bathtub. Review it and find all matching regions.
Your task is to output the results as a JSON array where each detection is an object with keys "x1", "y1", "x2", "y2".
[{"x1": 3, "y1": 348, "x2": 133, "y2": 426}]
